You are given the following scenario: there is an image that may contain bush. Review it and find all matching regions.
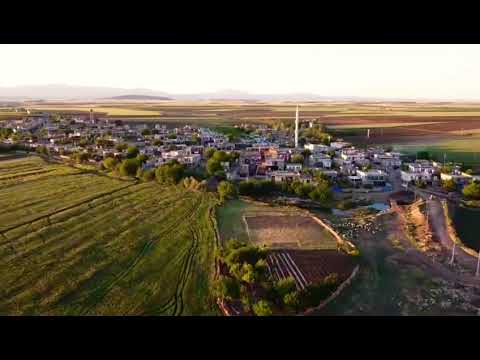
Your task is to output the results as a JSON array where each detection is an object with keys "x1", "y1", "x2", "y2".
[
  {"x1": 299, "y1": 273, "x2": 340, "y2": 309},
  {"x1": 252, "y1": 300, "x2": 273, "y2": 316},
  {"x1": 463, "y1": 181, "x2": 480, "y2": 199},
  {"x1": 141, "y1": 169, "x2": 156, "y2": 182},
  {"x1": 204, "y1": 147, "x2": 216, "y2": 159},
  {"x1": 217, "y1": 181, "x2": 238, "y2": 202},
  {"x1": 155, "y1": 162, "x2": 185, "y2": 184},
  {"x1": 274, "y1": 277, "x2": 296, "y2": 298},
  {"x1": 283, "y1": 291, "x2": 301, "y2": 312},
  {"x1": 213, "y1": 276, "x2": 240, "y2": 300},
  {"x1": 119, "y1": 159, "x2": 140, "y2": 177},
  {"x1": 442, "y1": 179, "x2": 456, "y2": 192},
  {"x1": 126, "y1": 146, "x2": 139, "y2": 159},
  {"x1": 103, "y1": 157, "x2": 118, "y2": 170},
  {"x1": 224, "y1": 245, "x2": 267, "y2": 268},
  {"x1": 291, "y1": 154, "x2": 304, "y2": 164}
]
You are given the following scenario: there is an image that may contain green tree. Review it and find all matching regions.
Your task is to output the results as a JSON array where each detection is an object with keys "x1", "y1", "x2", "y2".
[
  {"x1": 207, "y1": 158, "x2": 223, "y2": 176},
  {"x1": 274, "y1": 277, "x2": 296, "y2": 298},
  {"x1": 204, "y1": 147, "x2": 216, "y2": 159},
  {"x1": 301, "y1": 149, "x2": 312, "y2": 158},
  {"x1": 126, "y1": 146, "x2": 139, "y2": 159},
  {"x1": 291, "y1": 154, "x2": 304, "y2": 164},
  {"x1": 115, "y1": 143, "x2": 128, "y2": 152},
  {"x1": 252, "y1": 300, "x2": 273, "y2": 316},
  {"x1": 283, "y1": 291, "x2": 301, "y2": 312},
  {"x1": 463, "y1": 181, "x2": 480, "y2": 199},
  {"x1": 141, "y1": 128, "x2": 152, "y2": 136},
  {"x1": 155, "y1": 162, "x2": 185, "y2": 184},
  {"x1": 442, "y1": 178, "x2": 456, "y2": 192},
  {"x1": 119, "y1": 159, "x2": 139, "y2": 177},
  {"x1": 136, "y1": 153, "x2": 148, "y2": 164},
  {"x1": 153, "y1": 139, "x2": 163, "y2": 146},
  {"x1": 213, "y1": 276, "x2": 240, "y2": 300},
  {"x1": 103, "y1": 157, "x2": 118, "y2": 170},
  {"x1": 217, "y1": 181, "x2": 237, "y2": 202}
]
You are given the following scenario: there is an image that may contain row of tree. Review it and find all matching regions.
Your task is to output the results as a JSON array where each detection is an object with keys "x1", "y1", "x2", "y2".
[{"x1": 237, "y1": 179, "x2": 333, "y2": 205}]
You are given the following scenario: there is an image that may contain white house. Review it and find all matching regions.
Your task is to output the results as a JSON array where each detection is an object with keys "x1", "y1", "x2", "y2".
[
  {"x1": 356, "y1": 169, "x2": 388, "y2": 186},
  {"x1": 285, "y1": 163, "x2": 302, "y2": 172}
]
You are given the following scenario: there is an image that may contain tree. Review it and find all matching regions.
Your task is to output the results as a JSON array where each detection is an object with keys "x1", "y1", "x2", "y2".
[
  {"x1": 115, "y1": 143, "x2": 128, "y2": 152},
  {"x1": 141, "y1": 128, "x2": 152, "y2": 136},
  {"x1": 283, "y1": 291, "x2": 300, "y2": 312},
  {"x1": 212, "y1": 150, "x2": 230, "y2": 163},
  {"x1": 126, "y1": 145, "x2": 139, "y2": 159},
  {"x1": 204, "y1": 147, "x2": 216, "y2": 159},
  {"x1": 206, "y1": 158, "x2": 223, "y2": 176},
  {"x1": 274, "y1": 277, "x2": 296, "y2": 298},
  {"x1": 252, "y1": 300, "x2": 273, "y2": 316},
  {"x1": 291, "y1": 154, "x2": 304, "y2": 164},
  {"x1": 119, "y1": 159, "x2": 139, "y2": 177},
  {"x1": 301, "y1": 149, "x2": 312, "y2": 158},
  {"x1": 415, "y1": 179, "x2": 426, "y2": 189},
  {"x1": 136, "y1": 153, "x2": 148, "y2": 164},
  {"x1": 103, "y1": 157, "x2": 118, "y2": 170},
  {"x1": 217, "y1": 181, "x2": 237, "y2": 202},
  {"x1": 463, "y1": 181, "x2": 480, "y2": 199},
  {"x1": 212, "y1": 276, "x2": 240, "y2": 300},
  {"x1": 74, "y1": 152, "x2": 89, "y2": 164},
  {"x1": 153, "y1": 139, "x2": 163, "y2": 146},
  {"x1": 442, "y1": 178, "x2": 456, "y2": 192},
  {"x1": 155, "y1": 162, "x2": 185, "y2": 184}
]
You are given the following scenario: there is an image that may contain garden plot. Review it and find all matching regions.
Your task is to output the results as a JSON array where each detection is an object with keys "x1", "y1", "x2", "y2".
[{"x1": 243, "y1": 214, "x2": 338, "y2": 250}]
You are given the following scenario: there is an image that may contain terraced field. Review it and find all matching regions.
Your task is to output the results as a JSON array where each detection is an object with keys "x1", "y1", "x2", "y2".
[{"x1": 0, "y1": 156, "x2": 218, "y2": 315}]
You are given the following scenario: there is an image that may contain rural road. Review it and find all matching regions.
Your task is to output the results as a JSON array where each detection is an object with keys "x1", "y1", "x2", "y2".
[{"x1": 427, "y1": 197, "x2": 479, "y2": 272}]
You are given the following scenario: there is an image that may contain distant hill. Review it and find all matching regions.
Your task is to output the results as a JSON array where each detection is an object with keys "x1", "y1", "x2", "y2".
[{"x1": 107, "y1": 95, "x2": 173, "y2": 101}]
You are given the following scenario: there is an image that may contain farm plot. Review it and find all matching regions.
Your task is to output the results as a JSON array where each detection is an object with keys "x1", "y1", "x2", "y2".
[
  {"x1": 244, "y1": 214, "x2": 338, "y2": 250},
  {"x1": 266, "y1": 250, "x2": 355, "y2": 290},
  {"x1": 0, "y1": 158, "x2": 218, "y2": 315}
]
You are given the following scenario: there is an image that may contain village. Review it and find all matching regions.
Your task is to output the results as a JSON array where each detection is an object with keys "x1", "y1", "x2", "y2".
[
  {"x1": 2, "y1": 109, "x2": 480, "y2": 205},
  {"x1": 2, "y1": 109, "x2": 480, "y2": 206}
]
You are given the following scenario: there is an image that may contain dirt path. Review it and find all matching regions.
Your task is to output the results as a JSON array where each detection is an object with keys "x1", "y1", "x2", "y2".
[{"x1": 427, "y1": 198, "x2": 480, "y2": 274}]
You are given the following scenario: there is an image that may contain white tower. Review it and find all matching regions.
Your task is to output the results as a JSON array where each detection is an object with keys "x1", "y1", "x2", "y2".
[{"x1": 295, "y1": 104, "x2": 299, "y2": 148}]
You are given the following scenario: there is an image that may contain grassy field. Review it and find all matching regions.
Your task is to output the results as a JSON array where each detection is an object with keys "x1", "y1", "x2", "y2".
[
  {"x1": 449, "y1": 204, "x2": 480, "y2": 252},
  {"x1": 391, "y1": 136, "x2": 480, "y2": 166},
  {"x1": 326, "y1": 122, "x2": 443, "y2": 129},
  {"x1": 0, "y1": 156, "x2": 218, "y2": 315}
]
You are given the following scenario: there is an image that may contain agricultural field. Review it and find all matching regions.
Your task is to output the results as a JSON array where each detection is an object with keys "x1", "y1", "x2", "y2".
[
  {"x1": 449, "y1": 204, "x2": 480, "y2": 252},
  {"x1": 0, "y1": 156, "x2": 218, "y2": 315},
  {"x1": 266, "y1": 250, "x2": 355, "y2": 291},
  {"x1": 244, "y1": 214, "x2": 338, "y2": 249}
]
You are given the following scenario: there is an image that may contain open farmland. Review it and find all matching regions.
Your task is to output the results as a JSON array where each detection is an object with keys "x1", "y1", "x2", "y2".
[{"x1": 0, "y1": 156, "x2": 218, "y2": 315}]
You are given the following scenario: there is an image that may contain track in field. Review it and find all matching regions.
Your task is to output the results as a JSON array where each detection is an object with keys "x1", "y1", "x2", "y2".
[{"x1": 79, "y1": 195, "x2": 204, "y2": 315}]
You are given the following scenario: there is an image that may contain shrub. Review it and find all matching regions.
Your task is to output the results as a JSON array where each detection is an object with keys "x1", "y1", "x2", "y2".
[
  {"x1": 103, "y1": 157, "x2": 118, "y2": 170},
  {"x1": 155, "y1": 162, "x2": 185, "y2": 184},
  {"x1": 463, "y1": 181, "x2": 480, "y2": 199},
  {"x1": 217, "y1": 181, "x2": 238, "y2": 202},
  {"x1": 142, "y1": 169, "x2": 156, "y2": 182},
  {"x1": 252, "y1": 300, "x2": 273, "y2": 316},
  {"x1": 119, "y1": 159, "x2": 140, "y2": 177},
  {"x1": 274, "y1": 277, "x2": 296, "y2": 299},
  {"x1": 213, "y1": 276, "x2": 240, "y2": 300},
  {"x1": 126, "y1": 146, "x2": 139, "y2": 159}
]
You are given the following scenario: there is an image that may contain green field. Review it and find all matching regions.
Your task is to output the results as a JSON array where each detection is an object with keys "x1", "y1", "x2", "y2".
[
  {"x1": 0, "y1": 156, "x2": 218, "y2": 315},
  {"x1": 449, "y1": 204, "x2": 480, "y2": 252},
  {"x1": 391, "y1": 136, "x2": 480, "y2": 166}
]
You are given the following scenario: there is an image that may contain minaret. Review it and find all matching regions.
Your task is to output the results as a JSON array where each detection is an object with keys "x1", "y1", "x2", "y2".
[
  {"x1": 90, "y1": 109, "x2": 94, "y2": 123},
  {"x1": 295, "y1": 104, "x2": 299, "y2": 148}
]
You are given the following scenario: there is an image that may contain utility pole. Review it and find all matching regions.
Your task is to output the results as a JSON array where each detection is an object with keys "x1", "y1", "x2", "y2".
[
  {"x1": 449, "y1": 242, "x2": 456, "y2": 266},
  {"x1": 476, "y1": 250, "x2": 480, "y2": 277}
]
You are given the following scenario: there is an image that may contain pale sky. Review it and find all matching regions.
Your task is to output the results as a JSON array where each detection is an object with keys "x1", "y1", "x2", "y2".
[{"x1": 1, "y1": 44, "x2": 480, "y2": 99}]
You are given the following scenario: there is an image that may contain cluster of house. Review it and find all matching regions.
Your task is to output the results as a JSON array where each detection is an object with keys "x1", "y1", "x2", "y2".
[
  {"x1": 400, "y1": 159, "x2": 480, "y2": 188},
  {"x1": 228, "y1": 139, "x2": 397, "y2": 188},
  {"x1": 8, "y1": 112, "x2": 478, "y2": 193}
]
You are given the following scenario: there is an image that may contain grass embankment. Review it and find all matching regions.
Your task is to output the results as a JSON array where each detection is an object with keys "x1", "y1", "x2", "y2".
[
  {"x1": 448, "y1": 202, "x2": 480, "y2": 253},
  {"x1": 0, "y1": 156, "x2": 218, "y2": 315}
]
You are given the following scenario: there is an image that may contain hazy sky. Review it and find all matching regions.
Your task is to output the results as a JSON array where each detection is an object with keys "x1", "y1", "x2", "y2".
[{"x1": 1, "y1": 44, "x2": 479, "y2": 99}]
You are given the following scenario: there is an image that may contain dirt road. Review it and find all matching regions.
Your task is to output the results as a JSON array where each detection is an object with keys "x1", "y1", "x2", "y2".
[{"x1": 427, "y1": 197, "x2": 480, "y2": 273}]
